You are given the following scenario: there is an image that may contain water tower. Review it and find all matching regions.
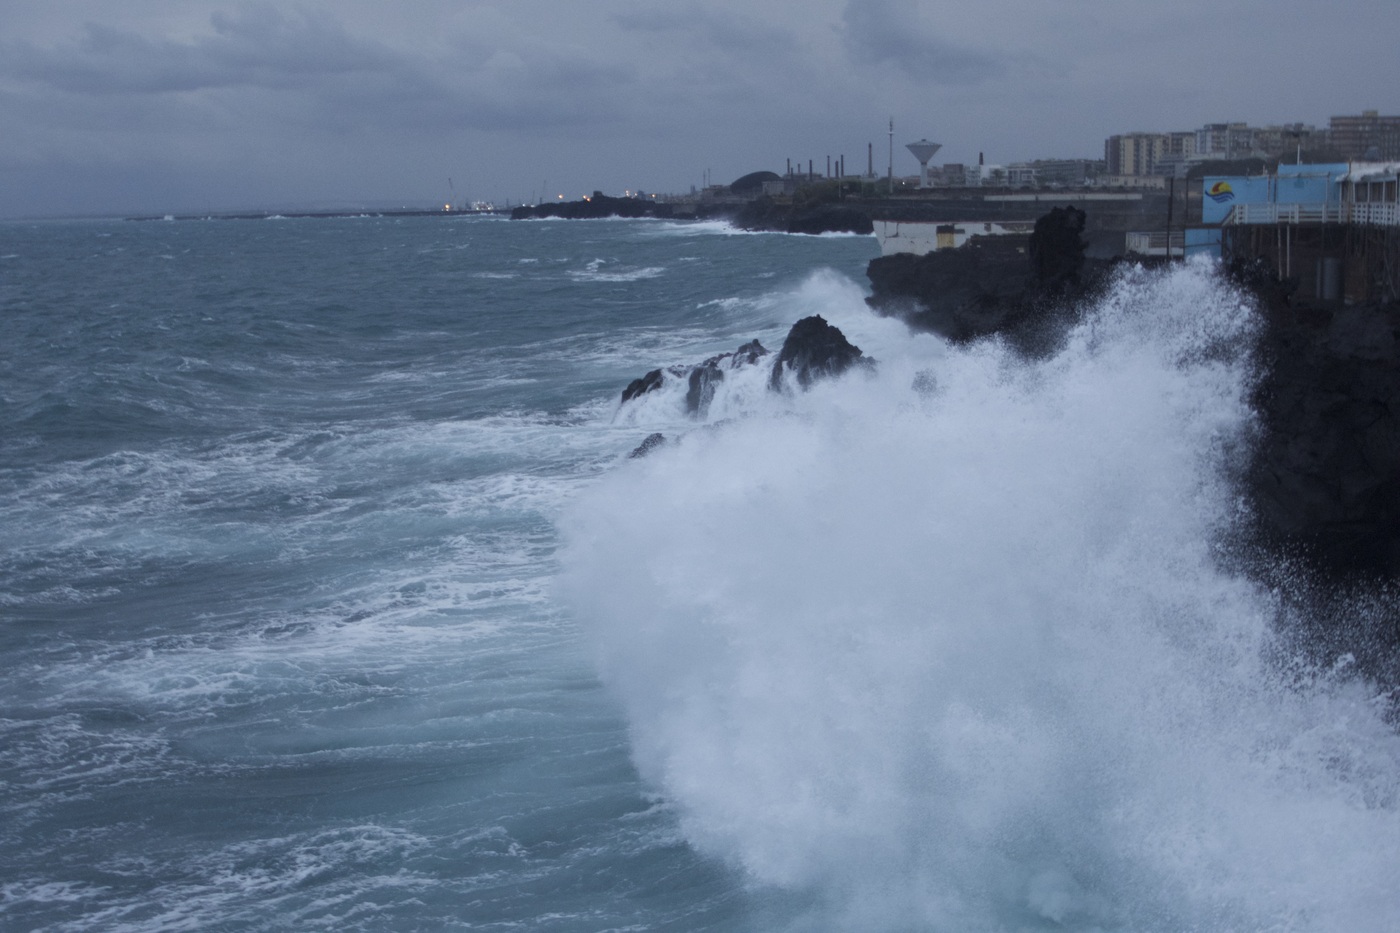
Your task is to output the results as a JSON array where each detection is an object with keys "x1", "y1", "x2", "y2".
[{"x1": 906, "y1": 139, "x2": 943, "y2": 189}]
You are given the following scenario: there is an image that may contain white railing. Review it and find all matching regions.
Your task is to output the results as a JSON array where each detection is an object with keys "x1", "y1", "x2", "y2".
[
  {"x1": 1223, "y1": 201, "x2": 1399, "y2": 226},
  {"x1": 1350, "y1": 202, "x2": 1400, "y2": 226}
]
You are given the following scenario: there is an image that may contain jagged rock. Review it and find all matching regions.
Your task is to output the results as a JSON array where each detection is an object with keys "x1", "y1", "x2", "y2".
[
  {"x1": 619, "y1": 321, "x2": 871, "y2": 417},
  {"x1": 686, "y1": 362, "x2": 723, "y2": 415},
  {"x1": 628, "y1": 433, "x2": 669, "y2": 459},
  {"x1": 731, "y1": 339, "x2": 768, "y2": 365},
  {"x1": 619, "y1": 341, "x2": 770, "y2": 417},
  {"x1": 621, "y1": 369, "x2": 666, "y2": 403},
  {"x1": 769, "y1": 316, "x2": 871, "y2": 390}
]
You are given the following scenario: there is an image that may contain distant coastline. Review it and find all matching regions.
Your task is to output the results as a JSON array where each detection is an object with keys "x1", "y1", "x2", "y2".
[{"x1": 122, "y1": 208, "x2": 510, "y2": 222}]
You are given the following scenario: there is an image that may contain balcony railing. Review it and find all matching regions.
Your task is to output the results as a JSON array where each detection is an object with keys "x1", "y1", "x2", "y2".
[{"x1": 1223, "y1": 201, "x2": 1399, "y2": 226}]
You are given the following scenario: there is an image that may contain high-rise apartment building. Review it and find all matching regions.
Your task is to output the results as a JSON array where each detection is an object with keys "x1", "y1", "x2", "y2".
[{"x1": 1328, "y1": 111, "x2": 1400, "y2": 160}]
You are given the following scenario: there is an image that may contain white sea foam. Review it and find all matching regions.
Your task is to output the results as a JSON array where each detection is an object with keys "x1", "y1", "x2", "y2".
[
  {"x1": 560, "y1": 262, "x2": 1400, "y2": 931},
  {"x1": 568, "y1": 259, "x2": 665, "y2": 282}
]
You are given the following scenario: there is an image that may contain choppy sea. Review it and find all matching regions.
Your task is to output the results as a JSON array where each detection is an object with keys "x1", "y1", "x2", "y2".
[{"x1": 1, "y1": 214, "x2": 1398, "y2": 932}]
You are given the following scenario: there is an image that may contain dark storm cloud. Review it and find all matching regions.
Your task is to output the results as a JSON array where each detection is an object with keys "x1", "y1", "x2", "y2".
[{"x1": 840, "y1": 0, "x2": 1003, "y2": 85}]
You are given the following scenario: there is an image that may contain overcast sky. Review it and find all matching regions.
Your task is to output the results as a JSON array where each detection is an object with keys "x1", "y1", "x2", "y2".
[{"x1": 2, "y1": 0, "x2": 1396, "y2": 217}]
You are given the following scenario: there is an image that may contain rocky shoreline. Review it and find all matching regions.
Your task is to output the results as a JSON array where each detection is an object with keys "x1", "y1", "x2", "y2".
[{"x1": 614, "y1": 205, "x2": 1400, "y2": 687}]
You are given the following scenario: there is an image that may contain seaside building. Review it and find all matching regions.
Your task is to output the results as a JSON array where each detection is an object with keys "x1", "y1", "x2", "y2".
[
  {"x1": 1193, "y1": 161, "x2": 1400, "y2": 302},
  {"x1": 1328, "y1": 111, "x2": 1400, "y2": 160}
]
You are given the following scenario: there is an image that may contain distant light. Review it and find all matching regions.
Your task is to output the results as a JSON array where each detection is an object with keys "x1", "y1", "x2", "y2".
[{"x1": 557, "y1": 194, "x2": 564, "y2": 200}]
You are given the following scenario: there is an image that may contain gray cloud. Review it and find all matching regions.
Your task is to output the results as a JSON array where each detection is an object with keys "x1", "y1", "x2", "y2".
[
  {"x1": 2, "y1": 7, "x2": 394, "y2": 95},
  {"x1": 0, "y1": 0, "x2": 1396, "y2": 218},
  {"x1": 840, "y1": 0, "x2": 1003, "y2": 85},
  {"x1": 0, "y1": 5, "x2": 640, "y2": 139},
  {"x1": 612, "y1": 3, "x2": 799, "y2": 54}
]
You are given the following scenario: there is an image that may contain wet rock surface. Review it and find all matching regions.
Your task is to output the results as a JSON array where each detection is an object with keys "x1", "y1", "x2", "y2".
[
  {"x1": 864, "y1": 205, "x2": 1110, "y2": 354},
  {"x1": 1238, "y1": 261, "x2": 1400, "y2": 581},
  {"x1": 768, "y1": 315, "x2": 871, "y2": 390}
]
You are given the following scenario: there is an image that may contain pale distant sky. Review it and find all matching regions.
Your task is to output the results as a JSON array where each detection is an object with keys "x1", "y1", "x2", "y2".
[{"x1": 2, "y1": 0, "x2": 1396, "y2": 217}]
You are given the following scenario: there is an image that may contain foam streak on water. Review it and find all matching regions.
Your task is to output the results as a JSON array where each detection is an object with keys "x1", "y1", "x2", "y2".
[{"x1": 561, "y1": 262, "x2": 1400, "y2": 931}]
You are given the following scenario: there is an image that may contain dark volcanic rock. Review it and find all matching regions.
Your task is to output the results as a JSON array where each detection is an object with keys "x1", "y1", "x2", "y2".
[
  {"x1": 1029, "y1": 206, "x2": 1089, "y2": 291},
  {"x1": 621, "y1": 368, "x2": 666, "y2": 403},
  {"x1": 1228, "y1": 256, "x2": 1400, "y2": 688},
  {"x1": 619, "y1": 340, "x2": 771, "y2": 418},
  {"x1": 769, "y1": 316, "x2": 872, "y2": 390},
  {"x1": 1245, "y1": 284, "x2": 1400, "y2": 578},
  {"x1": 865, "y1": 237, "x2": 1030, "y2": 343},
  {"x1": 618, "y1": 321, "x2": 871, "y2": 418},
  {"x1": 628, "y1": 433, "x2": 669, "y2": 459},
  {"x1": 865, "y1": 205, "x2": 1109, "y2": 354}
]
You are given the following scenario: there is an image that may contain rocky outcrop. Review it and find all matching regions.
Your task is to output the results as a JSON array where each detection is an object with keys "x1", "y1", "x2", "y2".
[
  {"x1": 621, "y1": 368, "x2": 665, "y2": 404},
  {"x1": 685, "y1": 340, "x2": 768, "y2": 415},
  {"x1": 864, "y1": 205, "x2": 1109, "y2": 353},
  {"x1": 619, "y1": 340, "x2": 771, "y2": 418},
  {"x1": 864, "y1": 236, "x2": 1031, "y2": 342},
  {"x1": 768, "y1": 316, "x2": 872, "y2": 390},
  {"x1": 619, "y1": 320, "x2": 871, "y2": 424}
]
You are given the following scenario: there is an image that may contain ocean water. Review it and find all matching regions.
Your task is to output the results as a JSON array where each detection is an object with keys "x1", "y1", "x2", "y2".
[{"x1": 1, "y1": 215, "x2": 1397, "y2": 932}]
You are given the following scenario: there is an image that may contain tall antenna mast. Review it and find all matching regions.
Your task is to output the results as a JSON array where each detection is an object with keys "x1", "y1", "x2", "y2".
[{"x1": 887, "y1": 118, "x2": 894, "y2": 193}]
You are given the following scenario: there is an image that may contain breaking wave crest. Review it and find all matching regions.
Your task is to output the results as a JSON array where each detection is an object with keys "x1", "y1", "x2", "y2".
[{"x1": 560, "y1": 262, "x2": 1400, "y2": 931}]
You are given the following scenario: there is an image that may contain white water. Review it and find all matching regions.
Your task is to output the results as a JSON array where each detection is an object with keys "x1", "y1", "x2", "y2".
[{"x1": 561, "y1": 262, "x2": 1400, "y2": 931}]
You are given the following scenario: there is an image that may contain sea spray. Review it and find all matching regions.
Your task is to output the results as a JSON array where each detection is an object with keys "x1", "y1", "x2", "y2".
[{"x1": 560, "y1": 261, "x2": 1400, "y2": 931}]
